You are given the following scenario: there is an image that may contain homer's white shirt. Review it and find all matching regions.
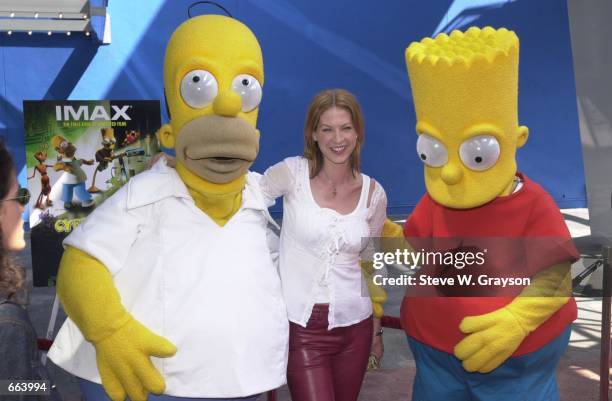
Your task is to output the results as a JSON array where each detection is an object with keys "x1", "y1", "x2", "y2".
[{"x1": 48, "y1": 160, "x2": 289, "y2": 398}]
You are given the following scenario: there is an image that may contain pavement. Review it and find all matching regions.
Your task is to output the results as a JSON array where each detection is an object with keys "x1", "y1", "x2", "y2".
[{"x1": 16, "y1": 208, "x2": 610, "y2": 401}]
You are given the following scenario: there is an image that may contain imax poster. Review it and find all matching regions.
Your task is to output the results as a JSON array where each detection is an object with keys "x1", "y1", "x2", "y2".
[{"x1": 23, "y1": 100, "x2": 161, "y2": 286}]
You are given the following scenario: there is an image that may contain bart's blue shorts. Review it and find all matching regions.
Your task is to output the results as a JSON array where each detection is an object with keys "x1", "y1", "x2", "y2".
[{"x1": 407, "y1": 325, "x2": 571, "y2": 401}]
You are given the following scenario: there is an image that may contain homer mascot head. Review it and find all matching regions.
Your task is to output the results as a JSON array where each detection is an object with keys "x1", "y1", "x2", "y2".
[
  {"x1": 406, "y1": 26, "x2": 529, "y2": 208},
  {"x1": 159, "y1": 14, "x2": 263, "y2": 185}
]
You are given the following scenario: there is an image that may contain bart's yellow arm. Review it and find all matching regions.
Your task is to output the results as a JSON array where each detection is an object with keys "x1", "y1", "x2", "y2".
[
  {"x1": 57, "y1": 247, "x2": 176, "y2": 401},
  {"x1": 361, "y1": 261, "x2": 387, "y2": 318},
  {"x1": 454, "y1": 262, "x2": 571, "y2": 373},
  {"x1": 382, "y1": 218, "x2": 404, "y2": 239},
  {"x1": 360, "y1": 218, "x2": 410, "y2": 318},
  {"x1": 381, "y1": 218, "x2": 413, "y2": 253}
]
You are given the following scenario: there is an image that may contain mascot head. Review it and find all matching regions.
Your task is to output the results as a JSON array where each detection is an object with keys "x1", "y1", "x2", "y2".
[
  {"x1": 406, "y1": 26, "x2": 529, "y2": 209},
  {"x1": 159, "y1": 15, "x2": 264, "y2": 184}
]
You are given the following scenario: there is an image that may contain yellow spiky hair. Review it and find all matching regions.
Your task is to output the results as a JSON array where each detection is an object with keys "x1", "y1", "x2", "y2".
[
  {"x1": 405, "y1": 26, "x2": 520, "y2": 134},
  {"x1": 406, "y1": 26, "x2": 518, "y2": 68}
]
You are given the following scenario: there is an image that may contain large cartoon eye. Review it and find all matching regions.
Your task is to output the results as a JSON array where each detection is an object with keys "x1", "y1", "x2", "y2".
[
  {"x1": 416, "y1": 134, "x2": 448, "y2": 167},
  {"x1": 231, "y1": 74, "x2": 262, "y2": 112},
  {"x1": 180, "y1": 70, "x2": 218, "y2": 108},
  {"x1": 459, "y1": 135, "x2": 500, "y2": 171}
]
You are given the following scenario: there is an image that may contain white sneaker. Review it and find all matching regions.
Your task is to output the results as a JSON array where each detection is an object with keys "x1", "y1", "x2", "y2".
[{"x1": 82, "y1": 199, "x2": 95, "y2": 208}]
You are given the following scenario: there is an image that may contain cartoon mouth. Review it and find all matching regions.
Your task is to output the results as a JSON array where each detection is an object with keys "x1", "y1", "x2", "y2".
[
  {"x1": 184, "y1": 151, "x2": 249, "y2": 172},
  {"x1": 210, "y1": 157, "x2": 242, "y2": 162},
  {"x1": 184, "y1": 153, "x2": 248, "y2": 163},
  {"x1": 176, "y1": 114, "x2": 260, "y2": 183}
]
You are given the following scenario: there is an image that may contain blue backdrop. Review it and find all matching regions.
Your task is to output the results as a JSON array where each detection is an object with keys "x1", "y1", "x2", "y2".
[{"x1": 0, "y1": 0, "x2": 585, "y2": 215}]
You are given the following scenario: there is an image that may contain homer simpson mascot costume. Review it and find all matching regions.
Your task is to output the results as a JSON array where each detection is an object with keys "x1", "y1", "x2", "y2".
[
  {"x1": 48, "y1": 15, "x2": 288, "y2": 401},
  {"x1": 383, "y1": 27, "x2": 579, "y2": 401}
]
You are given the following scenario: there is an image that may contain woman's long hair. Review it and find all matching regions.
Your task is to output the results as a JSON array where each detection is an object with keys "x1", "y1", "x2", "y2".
[{"x1": 0, "y1": 139, "x2": 26, "y2": 302}]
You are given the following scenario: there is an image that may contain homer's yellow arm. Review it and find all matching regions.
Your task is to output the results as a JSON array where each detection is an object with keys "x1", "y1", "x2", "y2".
[
  {"x1": 57, "y1": 247, "x2": 176, "y2": 401},
  {"x1": 454, "y1": 262, "x2": 571, "y2": 373}
]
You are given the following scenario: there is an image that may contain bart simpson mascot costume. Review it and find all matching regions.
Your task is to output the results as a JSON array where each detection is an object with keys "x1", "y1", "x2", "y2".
[
  {"x1": 391, "y1": 27, "x2": 579, "y2": 401},
  {"x1": 48, "y1": 15, "x2": 288, "y2": 401}
]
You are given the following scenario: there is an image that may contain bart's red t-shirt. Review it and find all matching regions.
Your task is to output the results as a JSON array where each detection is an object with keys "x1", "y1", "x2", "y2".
[{"x1": 401, "y1": 173, "x2": 578, "y2": 356}]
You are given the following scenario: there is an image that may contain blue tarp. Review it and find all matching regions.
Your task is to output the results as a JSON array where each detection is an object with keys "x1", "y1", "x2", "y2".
[{"x1": 0, "y1": 0, "x2": 585, "y2": 215}]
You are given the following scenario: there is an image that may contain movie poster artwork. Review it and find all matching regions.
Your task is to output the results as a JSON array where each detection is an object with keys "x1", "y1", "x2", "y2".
[{"x1": 23, "y1": 100, "x2": 162, "y2": 286}]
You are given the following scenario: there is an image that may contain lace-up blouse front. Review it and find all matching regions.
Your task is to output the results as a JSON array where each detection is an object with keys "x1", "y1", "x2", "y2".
[{"x1": 260, "y1": 156, "x2": 387, "y2": 329}]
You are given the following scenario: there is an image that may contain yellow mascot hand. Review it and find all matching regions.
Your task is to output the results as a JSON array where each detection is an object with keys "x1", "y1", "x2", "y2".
[
  {"x1": 57, "y1": 247, "x2": 177, "y2": 401},
  {"x1": 360, "y1": 218, "x2": 409, "y2": 317},
  {"x1": 382, "y1": 218, "x2": 403, "y2": 239},
  {"x1": 361, "y1": 261, "x2": 387, "y2": 318},
  {"x1": 454, "y1": 262, "x2": 571, "y2": 373},
  {"x1": 95, "y1": 317, "x2": 177, "y2": 401},
  {"x1": 381, "y1": 218, "x2": 414, "y2": 256},
  {"x1": 454, "y1": 307, "x2": 528, "y2": 373}
]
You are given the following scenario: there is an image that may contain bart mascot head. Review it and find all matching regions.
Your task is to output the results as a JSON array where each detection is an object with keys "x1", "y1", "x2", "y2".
[
  {"x1": 159, "y1": 14, "x2": 263, "y2": 185},
  {"x1": 406, "y1": 26, "x2": 529, "y2": 208}
]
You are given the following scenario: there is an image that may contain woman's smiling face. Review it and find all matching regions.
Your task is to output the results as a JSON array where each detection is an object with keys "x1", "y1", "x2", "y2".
[{"x1": 313, "y1": 106, "x2": 358, "y2": 166}]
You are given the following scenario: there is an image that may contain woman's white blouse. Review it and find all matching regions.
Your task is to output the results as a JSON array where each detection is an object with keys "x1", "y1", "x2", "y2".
[{"x1": 260, "y1": 156, "x2": 387, "y2": 329}]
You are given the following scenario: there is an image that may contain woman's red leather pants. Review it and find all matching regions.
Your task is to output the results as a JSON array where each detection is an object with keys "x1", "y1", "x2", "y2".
[{"x1": 287, "y1": 304, "x2": 373, "y2": 401}]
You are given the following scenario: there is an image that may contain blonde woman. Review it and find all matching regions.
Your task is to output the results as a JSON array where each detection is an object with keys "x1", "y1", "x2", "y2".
[{"x1": 260, "y1": 89, "x2": 387, "y2": 401}]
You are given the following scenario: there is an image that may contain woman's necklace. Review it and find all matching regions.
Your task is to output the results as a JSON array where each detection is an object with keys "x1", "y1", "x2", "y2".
[{"x1": 321, "y1": 168, "x2": 339, "y2": 197}]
